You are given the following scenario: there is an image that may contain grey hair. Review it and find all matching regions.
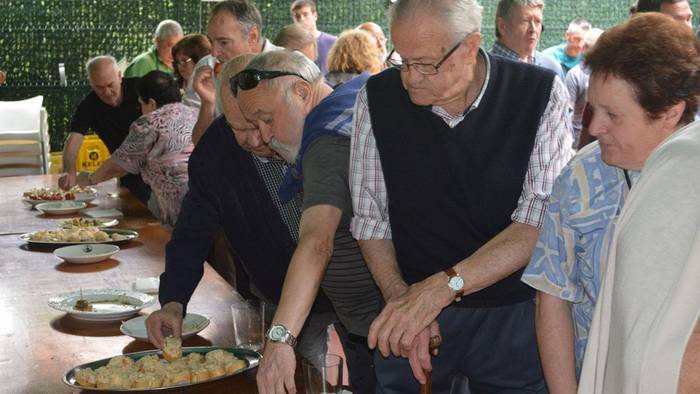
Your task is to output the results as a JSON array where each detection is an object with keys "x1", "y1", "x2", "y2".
[
  {"x1": 583, "y1": 27, "x2": 604, "y2": 49},
  {"x1": 389, "y1": 0, "x2": 483, "y2": 43},
  {"x1": 244, "y1": 49, "x2": 323, "y2": 92},
  {"x1": 210, "y1": 1, "x2": 263, "y2": 44},
  {"x1": 85, "y1": 55, "x2": 119, "y2": 76},
  {"x1": 274, "y1": 24, "x2": 317, "y2": 52},
  {"x1": 155, "y1": 19, "x2": 183, "y2": 42},
  {"x1": 218, "y1": 53, "x2": 257, "y2": 100},
  {"x1": 567, "y1": 18, "x2": 591, "y2": 34},
  {"x1": 495, "y1": 0, "x2": 545, "y2": 38}
]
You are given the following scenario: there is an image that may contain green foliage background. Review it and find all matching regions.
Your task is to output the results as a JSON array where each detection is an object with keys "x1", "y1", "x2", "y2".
[{"x1": 0, "y1": 0, "x2": 696, "y2": 151}]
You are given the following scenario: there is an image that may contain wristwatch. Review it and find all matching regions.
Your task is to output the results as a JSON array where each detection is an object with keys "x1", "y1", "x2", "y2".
[
  {"x1": 445, "y1": 267, "x2": 464, "y2": 302},
  {"x1": 266, "y1": 324, "x2": 297, "y2": 347}
]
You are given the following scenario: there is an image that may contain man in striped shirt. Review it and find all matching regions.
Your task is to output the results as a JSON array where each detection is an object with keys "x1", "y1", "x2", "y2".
[{"x1": 235, "y1": 50, "x2": 382, "y2": 394}]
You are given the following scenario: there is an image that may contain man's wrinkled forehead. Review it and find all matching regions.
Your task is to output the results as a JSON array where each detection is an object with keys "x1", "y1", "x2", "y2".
[
  {"x1": 237, "y1": 87, "x2": 268, "y2": 119},
  {"x1": 89, "y1": 65, "x2": 119, "y2": 86}
]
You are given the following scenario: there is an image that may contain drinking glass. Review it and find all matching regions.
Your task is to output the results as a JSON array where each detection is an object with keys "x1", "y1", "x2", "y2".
[
  {"x1": 302, "y1": 353, "x2": 343, "y2": 394},
  {"x1": 230, "y1": 299, "x2": 266, "y2": 352}
]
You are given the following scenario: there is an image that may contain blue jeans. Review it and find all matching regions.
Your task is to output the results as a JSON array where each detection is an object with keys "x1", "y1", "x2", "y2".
[{"x1": 375, "y1": 299, "x2": 547, "y2": 394}]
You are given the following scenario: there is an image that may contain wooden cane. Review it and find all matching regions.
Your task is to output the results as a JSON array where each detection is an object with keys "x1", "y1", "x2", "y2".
[{"x1": 420, "y1": 335, "x2": 442, "y2": 394}]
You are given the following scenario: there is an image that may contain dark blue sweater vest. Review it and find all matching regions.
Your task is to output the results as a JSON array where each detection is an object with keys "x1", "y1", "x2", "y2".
[{"x1": 367, "y1": 54, "x2": 554, "y2": 307}]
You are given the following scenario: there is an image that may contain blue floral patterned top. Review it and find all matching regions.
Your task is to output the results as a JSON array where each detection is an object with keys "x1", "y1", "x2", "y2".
[{"x1": 522, "y1": 141, "x2": 637, "y2": 377}]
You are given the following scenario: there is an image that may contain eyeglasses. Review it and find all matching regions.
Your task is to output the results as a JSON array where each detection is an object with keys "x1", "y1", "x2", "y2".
[
  {"x1": 230, "y1": 69, "x2": 309, "y2": 97},
  {"x1": 173, "y1": 58, "x2": 193, "y2": 67},
  {"x1": 386, "y1": 39, "x2": 463, "y2": 75}
]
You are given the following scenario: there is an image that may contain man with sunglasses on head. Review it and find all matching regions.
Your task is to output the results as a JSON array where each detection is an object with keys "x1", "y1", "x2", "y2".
[
  {"x1": 351, "y1": 0, "x2": 573, "y2": 392},
  {"x1": 490, "y1": 0, "x2": 564, "y2": 80},
  {"x1": 235, "y1": 50, "x2": 382, "y2": 394},
  {"x1": 146, "y1": 54, "x2": 335, "y2": 369}
]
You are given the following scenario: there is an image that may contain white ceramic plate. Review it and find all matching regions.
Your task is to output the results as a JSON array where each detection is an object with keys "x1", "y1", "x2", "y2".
[
  {"x1": 48, "y1": 289, "x2": 156, "y2": 322},
  {"x1": 20, "y1": 228, "x2": 138, "y2": 246},
  {"x1": 60, "y1": 218, "x2": 119, "y2": 229},
  {"x1": 22, "y1": 187, "x2": 96, "y2": 206},
  {"x1": 73, "y1": 187, "x2": 98, "y2": 203},
  {"x1": 54, "y1": 244, "x2": 120, "y2": 264},
  {"x1": 120, "y1": 313, "x2": 210, "y2": 341},
  {"x1": 36, "y1": 201, "x2": 87, "y2": 215},
  {"x1": 73, "y1": 193, "x2": 97, "y2": 203}
]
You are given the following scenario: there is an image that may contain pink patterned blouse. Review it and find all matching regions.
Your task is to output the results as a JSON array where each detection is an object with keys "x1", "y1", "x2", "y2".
[{"x1": 112, "y1": 102, "x2": 197, "y2": 225}]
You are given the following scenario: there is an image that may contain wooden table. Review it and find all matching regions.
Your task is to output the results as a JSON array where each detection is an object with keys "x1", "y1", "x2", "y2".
[{"x1": 0, "y1": 175, "x2": 257, "y2": 393}]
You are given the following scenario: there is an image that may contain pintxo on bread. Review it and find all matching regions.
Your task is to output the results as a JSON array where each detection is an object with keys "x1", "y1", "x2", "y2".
[{"x1": 72, "y1": 337, "x2": 248, "y2": 390}]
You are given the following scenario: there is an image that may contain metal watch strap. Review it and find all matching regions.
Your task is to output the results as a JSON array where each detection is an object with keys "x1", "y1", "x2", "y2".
[
  {"x1": 267, "y1": 324, "x2": 298, "y2": 347},
  {"x1": 283, "y1": 331, "x2": 297, "y2": 347},
  {"x1": 445, "y1": 267, "x2": 464, "y2": 301}
]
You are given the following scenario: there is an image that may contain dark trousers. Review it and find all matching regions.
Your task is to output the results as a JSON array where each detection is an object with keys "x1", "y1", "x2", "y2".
[
  {"x1": 375, "y1": 299, "x2": 547, "y2": 394},
  {"x1": 334, "y1": 322, "x2": 377, "y2": 394},
  {"x1": 119, "y1": 173, "x2": 151, "y2": 205}
]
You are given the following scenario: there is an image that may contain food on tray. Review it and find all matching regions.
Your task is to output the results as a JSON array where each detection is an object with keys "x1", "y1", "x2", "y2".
[
  {"x1": 184, "y1": 352, "x2": 204, "y2": 367},
  {"x1": 163, "y1": 336, "x2": 182, "y2": 362},
  {"x1": 62, "y1": 218, "x2": 106, "y2": 229},
  {"x1": 111, "y1": 232, "x2": 129, "y2": 241},
  {"x1": 75, "y1": 367, "x2": 97, "y2": 387},
  {"x1": 30, "y1": 227, "x2": 118, "y2": 242},
  {"x1": 70, "y1": 185, "x2": 96, "y2": 194},
  {"x1": 190, "y1": 363, "x2": 210, "y2": 383},
  {"x1": 73, "y1": 348, "x2": 247, "y2": 389},
  {"x1": 23, "y1": 187, "x2": 75, "y2": 201},
  {"x1": 132, "y1": 372, "x2": 160, "y2": 389}
]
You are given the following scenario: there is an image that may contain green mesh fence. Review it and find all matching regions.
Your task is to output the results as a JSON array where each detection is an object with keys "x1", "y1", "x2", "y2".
[{"x1": 0, "y1": 0, "x2": 697, "y2": 151}]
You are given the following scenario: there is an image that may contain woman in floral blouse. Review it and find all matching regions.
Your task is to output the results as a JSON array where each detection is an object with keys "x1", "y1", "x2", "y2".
[{"x1": 78, "y1": 70, "x2": 197, "y2": 226}]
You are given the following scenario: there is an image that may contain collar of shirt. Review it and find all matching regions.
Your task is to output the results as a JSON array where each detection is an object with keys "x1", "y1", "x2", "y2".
[
  {"x1": 491, "y1": 41, "x2": 535, "y2": 64},
  {"x1": 252, "y1": 153, "x2": 288, "y2": 166},
  {"x1": 148, "y1": 46, "x2": 169, "y2": 70},
  {"x1": 431, "y1": 48, "x2": 491, "y2": 128}
]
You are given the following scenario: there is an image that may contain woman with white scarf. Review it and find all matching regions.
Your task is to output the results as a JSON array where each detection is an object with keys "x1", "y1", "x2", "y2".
[
  {"x1": 579, "y1": 13, "x2": 700, "y2": 394},
  {"x1": 523, "y1": 13, "x2": 700, "y2": 393}
]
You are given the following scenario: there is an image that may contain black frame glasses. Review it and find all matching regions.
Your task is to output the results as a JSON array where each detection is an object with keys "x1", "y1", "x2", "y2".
[
  {"x1": 387, "y1": 39, "x2": 464, "y2": 75},
  {"x1": 173, "y1": 57, "x2": 192, "y2": 68},
  {"x1": 230, "y1": 69, "x2": 309, "y2": 97}
]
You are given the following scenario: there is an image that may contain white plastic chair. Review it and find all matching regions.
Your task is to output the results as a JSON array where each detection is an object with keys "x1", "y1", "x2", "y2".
[{"x1": 0, "y1": 96, "x2": 50, "y2": 176}]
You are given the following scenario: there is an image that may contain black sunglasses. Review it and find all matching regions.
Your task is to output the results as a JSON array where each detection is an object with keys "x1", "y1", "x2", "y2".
[{"x1": 230, "y1": 69, "x2": 308, "y2": 97}]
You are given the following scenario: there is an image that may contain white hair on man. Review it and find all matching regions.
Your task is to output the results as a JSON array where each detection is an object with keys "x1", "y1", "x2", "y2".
[
  {"x1": 496, "y1": 0, "x2": 544, "y2": 18},
  {"x1": 567, "y1": 18, "x2": 591, "y2": 35},
  {"x1": 155, "y1": 19, "x2": 183, "y2": 42},
  {"x1": 494, "y1": 0, "x2": 545, "y2": 38},
  {"x1": 583, "y1": 27, "x2": 604, "y2": 49},
  {"x1": 85, "y1": 55, "x2": 119, "y2": 76},
  {"x1": 389, "y1": 0, "x2": 483, "y2": 43},
  {"x1": 244, "y1": 49, "x2": 323, "y2": 90}
]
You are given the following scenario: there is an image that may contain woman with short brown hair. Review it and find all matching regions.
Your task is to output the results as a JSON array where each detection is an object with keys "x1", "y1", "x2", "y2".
[
  {"x1": 522, "y1": 12, "x2": 700, "y2": 393},
  {"x1": 171, "y1": 33, "x2": 211, "y2": 108}
]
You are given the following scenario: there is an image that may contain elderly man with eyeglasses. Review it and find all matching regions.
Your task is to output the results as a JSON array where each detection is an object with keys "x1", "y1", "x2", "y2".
[
  {"x1": 234, "y1": 50, "x2": 382, "y2": 394},
  {"x1": 350, "y1": 0, "x2": 573, "y2": 392}
]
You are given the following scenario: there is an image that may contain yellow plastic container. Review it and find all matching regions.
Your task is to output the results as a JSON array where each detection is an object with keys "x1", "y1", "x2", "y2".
[
  {"x1": 49, "y1": 151, "x2": 63, "y2": 174},
  {"x1": 76, "y1": 134, "x2": 110, "y2": 171}
]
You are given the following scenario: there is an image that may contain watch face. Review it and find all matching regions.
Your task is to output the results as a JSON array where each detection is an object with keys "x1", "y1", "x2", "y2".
[
  {"x1": 269, "y1": 325, "x2": 287, "y2": 341},
  {"x1": 448, "y1": 276, "x2": 464, "y2": 291}
]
